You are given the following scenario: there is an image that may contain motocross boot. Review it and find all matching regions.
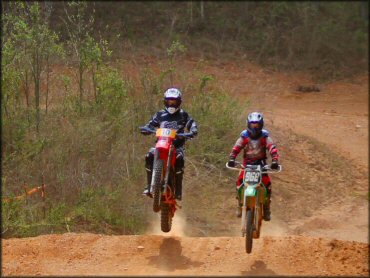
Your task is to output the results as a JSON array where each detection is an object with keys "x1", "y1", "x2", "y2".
[
  {"x1": 236, "y1": 205, "x2": 242, "y2": 218},
  {"x1": 142, "y1": 169, "x2": 153, "y2": 198},
  {"x1": 263, "y1": 197, "x2": 271, "y2": 221},
  {"x1": 235, "y1": 195, "x2": 242, "y2": 218},
  {"x1": 174, "y1": 172, "x2": 183, "y2": 201}
]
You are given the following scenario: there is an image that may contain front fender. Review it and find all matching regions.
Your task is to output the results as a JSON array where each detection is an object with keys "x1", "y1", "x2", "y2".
[
  {"x1": 244, "y1": 185, "x2": 258, "y2": 209},
  {"x1": 245, "y1": 186, "x2": 256, "y2": 196}
]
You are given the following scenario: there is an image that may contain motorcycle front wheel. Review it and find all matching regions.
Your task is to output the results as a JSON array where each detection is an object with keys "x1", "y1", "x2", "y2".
[
  {"x1": 246, "y1": 208, "x2": 254, "y2": 253},
  {"x1": 152, "y1": 159, "x2": 164, "y2": 213},
  {"x1": 253, "y1": 204, "x2": 263, "y2": 239}
]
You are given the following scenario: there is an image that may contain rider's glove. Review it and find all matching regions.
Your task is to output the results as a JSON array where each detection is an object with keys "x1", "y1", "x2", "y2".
[
  {"x1": 177, "y1": 132, "x2": 194, "y2": 139},
  {"x1": 184, "y1": 132, "x2": 194, "y2": 139},
  {"x1": 271, "y1": 160, "x2": 279, "y2": 170},
  {"x1": 227, "y1": 159, "x2": 236, "y2": 168},
  {"x1": 139, "y1": 127, "x2": 152, "y2": 135}
]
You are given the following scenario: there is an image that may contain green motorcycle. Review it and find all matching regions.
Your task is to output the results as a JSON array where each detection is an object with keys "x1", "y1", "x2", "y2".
[{"x1": 226, "y1": 161, "x2": 282, "y2": 253}]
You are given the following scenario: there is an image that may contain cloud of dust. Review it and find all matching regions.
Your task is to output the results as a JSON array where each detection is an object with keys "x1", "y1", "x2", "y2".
[{"x1": 263, "y1": 217, "x2": 289, "y2": 237}]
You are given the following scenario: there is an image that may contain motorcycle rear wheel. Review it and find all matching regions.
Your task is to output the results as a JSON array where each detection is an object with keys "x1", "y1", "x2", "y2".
[{"x1": 160, "y1": 203, "x2": 172, "y2": 232}]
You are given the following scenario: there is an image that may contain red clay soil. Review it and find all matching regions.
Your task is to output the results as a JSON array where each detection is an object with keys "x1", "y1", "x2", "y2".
[{"x1": 2, "y1": 233, "x2": 368, "y2": 276}]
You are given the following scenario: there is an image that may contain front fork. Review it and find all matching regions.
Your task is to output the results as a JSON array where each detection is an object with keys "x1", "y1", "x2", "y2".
[
  {"x1": 241, "y1": 191, "x2": 248, "y2": 235},
  {"x1": 241, "y1": 186, "x2": 264, "y2": 235},
  {"x1": 163, "y1": 145, "x2": 179, "y2": 215},
  {"x1": 241, "y1": 191, "x2": 256, "y2": 235},
  {"x1": 163, "y1": 144, "x2": 174, "y2": 195}
]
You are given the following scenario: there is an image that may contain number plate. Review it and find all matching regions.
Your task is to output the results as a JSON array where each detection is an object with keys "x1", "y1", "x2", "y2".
[
  {"x1": 156, "y1": 128, "x2": 176, "y2": 138},
  {"x1": 244, "y1": 170, "x2": 261, "y2": 185}
]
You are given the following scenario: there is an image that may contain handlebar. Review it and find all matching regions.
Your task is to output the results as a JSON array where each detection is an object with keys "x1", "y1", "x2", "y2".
[
  {"x1": 225, "y1": 161, "x2": 282, "y2": 173},
  {"x1": 176, "y1": 132, "x2": 194, "y2": 140},
  {"x1": 139, "y1": 126, "x2": 156, "y2": 134}
]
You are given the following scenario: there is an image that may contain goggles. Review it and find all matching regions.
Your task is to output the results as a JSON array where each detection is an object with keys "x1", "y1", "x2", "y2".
[
  {"x1": 249, "y1": 122, "x2": 261, "y2": 128},
  {"x1": 165, "y1": 98, "x2": 180, "y2": 107}
]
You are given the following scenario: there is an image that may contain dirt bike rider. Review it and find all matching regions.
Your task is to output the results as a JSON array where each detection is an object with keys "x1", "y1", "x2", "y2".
[
  {"x1": 140, "y1": 88, "x2": 198, "y2": 201},
  {"x1": 227, "y1": 112, "x2": 280, "y2": 221}
]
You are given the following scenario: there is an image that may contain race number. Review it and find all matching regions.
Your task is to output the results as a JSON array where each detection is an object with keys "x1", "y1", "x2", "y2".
[
  {"x1": 156, "y1": 128, "x2": 176, "y2": 138},
  {"x1": 244, "y1": 170, "x2": 261, "y2": 184}
]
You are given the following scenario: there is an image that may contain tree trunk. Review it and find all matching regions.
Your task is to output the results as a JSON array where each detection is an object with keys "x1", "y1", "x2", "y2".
[
  {"x1": 23, "y1": 71, "x2": 30, "y2": 108},
  {"x1": 33, "y1": 50, "x2": 41, "y2": 133},
  {"x1": 360, "y1": 2, "x2": 368, "y2": 21},
  {"x1": 35, "y1": 76, "x2": 40, "y2": 133},
  {"x1": 189, "y1": 1, "x2": 193, "y2": 26},
  {"x1": 22, "y1": 43, "x2": 30, "y2": 108},
  {"x1": 3, "y1": 94, "x2": 10, "y2": 120},
  {"x1": 200, "y1": 1, "x2": 205, "y2": 22},
  {"x1": 45, "y1": 54, "x2": 50, "y2": 115},
  {"x1": 24, "y1": 70, "x2": 32, "y2": 127},
  {"x1": 79, "y1": 62, "x2": 84, "y2": 112},
  {"x1": 91, "y1": 65, "x2": 98, "y2": 103},
  {"x1": 169, "y1": 13, "x2": 178, "y2": 39}
]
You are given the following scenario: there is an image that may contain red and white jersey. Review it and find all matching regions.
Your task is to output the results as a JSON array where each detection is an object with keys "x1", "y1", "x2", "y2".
[{"x1": 229, "y1": 129, "x2": 279, "y2": 164}]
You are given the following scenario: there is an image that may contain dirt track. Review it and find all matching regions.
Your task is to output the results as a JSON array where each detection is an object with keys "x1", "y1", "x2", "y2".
[
  {"x1": 2, "y1": 59, "x2": 369, "y2": 276},
  {"x1": 2, "y1": 232, "x2": 368, "y2": 276}
]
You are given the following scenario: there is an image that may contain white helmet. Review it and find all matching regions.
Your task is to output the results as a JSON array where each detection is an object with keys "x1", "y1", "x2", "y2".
[
  {"x1": 164, "y1": 88, "x2": 182, "y2": 114},
  {"x1": 247, "y1": 112, "x2": 264, "y2": 138}
]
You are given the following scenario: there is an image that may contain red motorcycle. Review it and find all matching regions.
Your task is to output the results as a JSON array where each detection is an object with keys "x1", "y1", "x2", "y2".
[{"x1": 140, "y1": 122, "x2": 192, "y2": 232}]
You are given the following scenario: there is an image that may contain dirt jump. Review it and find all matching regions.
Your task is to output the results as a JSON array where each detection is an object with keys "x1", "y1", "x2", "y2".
[{"x1": 2, "y1": 60, "x2": 368, "y2": 276}]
